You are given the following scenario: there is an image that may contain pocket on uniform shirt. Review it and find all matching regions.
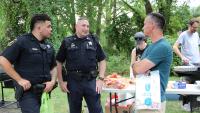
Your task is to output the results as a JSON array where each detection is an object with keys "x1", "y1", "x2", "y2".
[
  {"x1": 67, "y1": 47, "x2": 79, "y2": 60},
  {"x1": 46, "y1": 49, "x2": 53, "y2": 63},
  {"x1": 86, "y1": 47, "x2": 96, "y2": 60},
  {"x1": 28, "y1": 48, "x2": 42, "y2": 60}
]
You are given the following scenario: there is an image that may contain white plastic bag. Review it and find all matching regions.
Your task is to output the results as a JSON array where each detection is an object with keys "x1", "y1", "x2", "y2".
[{"x1": 135, "y1": 70, "x2": 161, "y2": 110}]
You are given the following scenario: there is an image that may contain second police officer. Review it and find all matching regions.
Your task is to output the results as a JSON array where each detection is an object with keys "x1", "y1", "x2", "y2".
[
  {"x1": 0, "y1": 14, "x2": 57, "y2": 113},
  {"x1": 56, "y1": 17, "x2": 106, "y2": 113}
]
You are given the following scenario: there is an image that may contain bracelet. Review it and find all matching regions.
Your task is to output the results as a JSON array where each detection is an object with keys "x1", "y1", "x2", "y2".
[{"x1": 98, "y1": 77, "x2": 104, "y2": 81}]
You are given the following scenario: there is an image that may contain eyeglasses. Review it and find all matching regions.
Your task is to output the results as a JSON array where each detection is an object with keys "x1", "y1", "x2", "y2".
[
  {"x1": 134, "y1": 37, "x2": 144, "y2": 41},
  {"x1": 191, "y1": 26, "x2": 198, "y2": 29}
]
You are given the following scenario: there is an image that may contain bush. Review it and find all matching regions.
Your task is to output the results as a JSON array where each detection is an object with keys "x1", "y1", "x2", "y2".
[
  {"x1": 165, "y1": 35, "x2": 182, "y2": 77},
  {"x1": 106, "y1": 54, "x2": 130, "y2": 76},
  {"x1": 105, "y1": 13, "x2": 136, "y2": 54}
]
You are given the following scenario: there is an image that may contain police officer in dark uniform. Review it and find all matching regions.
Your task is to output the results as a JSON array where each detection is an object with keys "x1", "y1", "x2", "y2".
[
  {"x1": 0, "y1": 14, "x2": 57, "y2": 113},
  {"x1": 56, "y1": 17, "x2": 106, "y2": 113}
]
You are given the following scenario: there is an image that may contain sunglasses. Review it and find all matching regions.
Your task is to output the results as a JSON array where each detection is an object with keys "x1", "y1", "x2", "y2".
[{"x1": 134, "y1": 37, "x2": 144, "y2": 41}]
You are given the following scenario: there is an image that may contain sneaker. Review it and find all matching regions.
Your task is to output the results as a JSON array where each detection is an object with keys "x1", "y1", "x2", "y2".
[
  {"x1": 197, "y1": 96, "x2": 200, "y2": 101},
  {"x1": 181, "y1": 103, "x2": 191, "y2": 111}
]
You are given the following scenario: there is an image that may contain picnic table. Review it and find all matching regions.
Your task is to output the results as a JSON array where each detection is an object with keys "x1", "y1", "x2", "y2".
[{"x1": 103, "y1": 81, "x2": 200, "y2": 113}]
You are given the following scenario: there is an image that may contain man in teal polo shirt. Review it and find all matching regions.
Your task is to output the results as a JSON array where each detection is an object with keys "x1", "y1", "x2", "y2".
[{"x1": 132, "y1": 12, "x2": 173, "y2": 113}]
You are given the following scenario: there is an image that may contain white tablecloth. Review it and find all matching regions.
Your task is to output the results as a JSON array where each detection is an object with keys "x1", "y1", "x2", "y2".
[
  {"x1": 103, "y1": 82, "x2": 200, "y2": 95},
  {"x1": 103, "y1": 84, "x2": 135, "y2": 93},
  {"x1": 166, "y1": 84, "x2": 200, "y2": 95}
]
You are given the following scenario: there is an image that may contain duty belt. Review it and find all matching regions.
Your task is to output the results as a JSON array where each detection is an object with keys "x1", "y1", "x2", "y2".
[
  {"x1": 15, "y1": 82, "x2": 58, "y2": 101},
  {"x1": 67, "y1": 70, "x2": 99, "y2": 81}
]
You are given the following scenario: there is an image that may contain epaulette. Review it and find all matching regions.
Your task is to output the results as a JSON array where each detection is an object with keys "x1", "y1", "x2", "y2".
[
  {"x1": 7, "y1": 33, "x2": 30, "y2": 46},
  {"x1": 64, "y1": 35, "x2": 76, "y2": 48},
  {"x1": 90, "y1": 34, "x2": 100, "y2": 43},
  {"x1": 7, "y1": 39, "x2": 17, "y2": 46}
]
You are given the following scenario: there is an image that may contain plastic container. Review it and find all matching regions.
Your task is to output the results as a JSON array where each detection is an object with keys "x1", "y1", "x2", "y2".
[{"x1": 173, "y1": 81, "x2": 186, "y2": 89}]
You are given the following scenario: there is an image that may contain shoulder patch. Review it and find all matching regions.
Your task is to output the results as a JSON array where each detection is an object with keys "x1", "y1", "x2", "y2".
[{"x1": 7, "y1": 39, "x2": 17, "y2": 46}]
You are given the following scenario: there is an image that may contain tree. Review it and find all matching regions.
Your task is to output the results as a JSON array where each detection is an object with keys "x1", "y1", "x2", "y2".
[
  {"x1": 122, "y1": 0, "x2": 145, "y2": 31},
  {"x1": 191, "y1": 6, "x2": 200, "y2": 17},
  {"x1": 0, "y1": 0, "x2": 194, "y2": 54},
  {"x1": 168, "y1": 4, "x2": 191, "y2": 34},
  {"x1": 0, "y1": 2, "x2": 8, "y2": 51},
  {"x1": 106, "y1": 13, "x2": 135, "y2": 54},
  {"x1": 2, "y1": 0, "x2": 28, "y2": 40},
  {"x1": 96, "y1": 0, "x2": 104, "y2": 37}
]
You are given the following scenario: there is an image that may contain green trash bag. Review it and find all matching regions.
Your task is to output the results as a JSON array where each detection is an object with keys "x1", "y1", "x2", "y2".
[{"x1": 40, "y1": 92, "x2": 54, "y2": 113}]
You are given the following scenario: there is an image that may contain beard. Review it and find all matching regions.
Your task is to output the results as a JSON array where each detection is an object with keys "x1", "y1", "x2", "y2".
[{"x1": 191, "y1": 30, "x2": 196, "y2": 33}]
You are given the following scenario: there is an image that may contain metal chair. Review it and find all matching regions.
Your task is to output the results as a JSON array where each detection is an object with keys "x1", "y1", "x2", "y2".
[{"x1": 0, "y1": 71, "x2": 18, "y2": 109}]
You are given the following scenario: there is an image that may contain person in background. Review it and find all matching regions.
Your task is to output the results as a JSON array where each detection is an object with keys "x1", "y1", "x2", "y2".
[
  {"x1": 0, "y1": 14, "x2": 57, "y2": 113},
  {"x1": 173, "y1": 19, "x2": 200, "y2": 111},
  {"x1": 132, "y1": 12, "x2": 173, "y2": 113},
  {"x1": 130, "y1": 32, "x2": 148, "y2": 79},
  {"x1": 173, "y1": 19, "x2": 200, "y2": 66}
]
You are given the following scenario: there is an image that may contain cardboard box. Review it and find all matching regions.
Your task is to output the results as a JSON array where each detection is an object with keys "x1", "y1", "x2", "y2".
[{"x1": 105, "y1": 102, "x2": 134, "y2": 113}]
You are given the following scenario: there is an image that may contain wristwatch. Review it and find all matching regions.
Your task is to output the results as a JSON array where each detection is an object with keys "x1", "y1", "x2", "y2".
[{"x1": 98, "y1": 77, "x2": 104, "y2": 81}]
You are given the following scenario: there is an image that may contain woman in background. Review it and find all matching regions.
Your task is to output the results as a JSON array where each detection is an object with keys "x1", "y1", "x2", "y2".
[{"x1": 130, "y1": 32, "x2": 148, "y2": 79}]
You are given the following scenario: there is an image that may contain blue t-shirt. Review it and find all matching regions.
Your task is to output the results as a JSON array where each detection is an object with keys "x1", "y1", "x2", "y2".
[{"x1": 141, "y1": 38, "x2": 173, "y2": 102}]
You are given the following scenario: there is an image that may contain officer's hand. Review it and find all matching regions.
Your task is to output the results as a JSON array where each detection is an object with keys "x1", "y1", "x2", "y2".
[
  {"x1": 96, "y1": 80, "x2": 104, "y2": 94},
  {"x1": 17, "y1": 79, "x2": 31, "y2": 91},
  {"x1": 59, "y1": 81, "x2": 69, "y2": 93},
  {"x1": 44, "y1": 81, "x2": 55, "y2": 93}
]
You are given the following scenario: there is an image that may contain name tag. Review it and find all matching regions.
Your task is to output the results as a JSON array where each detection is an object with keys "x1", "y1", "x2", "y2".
[{"x1": 32, "y1": 48, "x2": 39, "y2": 51}]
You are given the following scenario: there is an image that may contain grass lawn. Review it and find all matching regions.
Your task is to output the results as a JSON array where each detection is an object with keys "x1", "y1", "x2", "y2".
[{"x1": 0, "y1": 76, "x2": 199, "y2": 113}]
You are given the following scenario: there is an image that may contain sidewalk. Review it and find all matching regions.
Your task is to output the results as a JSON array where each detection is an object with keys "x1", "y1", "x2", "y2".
[{"x1": 0, "y1": 101, "x2": 21, "y2": 113}]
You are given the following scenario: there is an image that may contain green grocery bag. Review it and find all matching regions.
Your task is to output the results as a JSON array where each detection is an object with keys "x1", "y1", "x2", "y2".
[{"x1": 40, "y1": 92, "x2": 54, "y2": 113}]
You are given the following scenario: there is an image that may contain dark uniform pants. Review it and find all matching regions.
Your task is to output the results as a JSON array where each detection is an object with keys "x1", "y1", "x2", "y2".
[
  {"x1": 19, "y1": 91, "x2": 42, "y2": 113},
  {"x1": 67, "y1": 75, "x2": 103, "y2": 113}
]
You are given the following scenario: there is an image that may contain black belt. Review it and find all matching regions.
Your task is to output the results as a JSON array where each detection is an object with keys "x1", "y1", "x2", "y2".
[
  {"x1": 67, "y1": 70, "x2": 98, "y2": 81},
  {"x1": 15, "y1": 82, "x2": 58, "y2": 101},
  {"x1": 68, "y1": 70, "x2": 92, "y2": 74}
]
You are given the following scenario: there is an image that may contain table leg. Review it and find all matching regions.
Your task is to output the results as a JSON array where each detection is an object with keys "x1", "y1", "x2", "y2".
[
  {"x1": 189, "y1": 95, "x2": 193, "y2": 113},
  {"x1": 114, "y1": 93, "x2": 118, "y2": 113},
  {"x1": 0, "y1": 81, "x2": 5, "y2": 106},
  {"x1": 110, "y1": 93, "x2": 112, "y2": 113},
  {"x1": 190, "y1": 102, "x2": 193, "y2": 113}
]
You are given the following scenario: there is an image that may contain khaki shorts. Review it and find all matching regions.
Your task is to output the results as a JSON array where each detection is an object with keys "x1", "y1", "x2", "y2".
[{"x1": 135, "y1": 101, "x2": 166, "y2": 113}]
